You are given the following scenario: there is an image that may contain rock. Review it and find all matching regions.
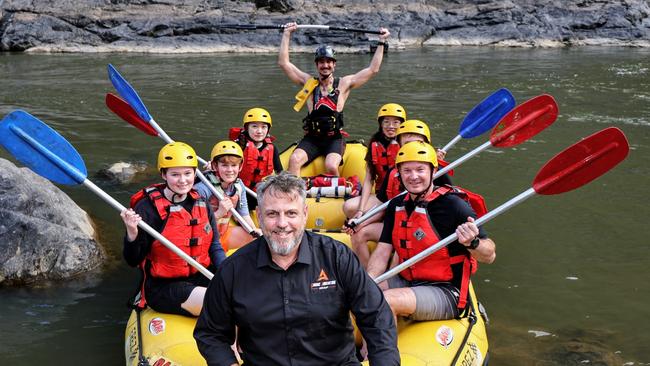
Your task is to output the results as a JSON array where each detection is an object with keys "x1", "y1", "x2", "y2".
[
  {"x1": 0, "y1": 158, "x2": 104, "y2": 286},
  {"x1": 96, "y1": 161, "x2": 150, "y2": 184},
  {"x1": 547, "y1": 328, "x2": 625, "y2": 366},
  {"x1": 0, "y1": 0, "x2": 649, "y2": 52}
]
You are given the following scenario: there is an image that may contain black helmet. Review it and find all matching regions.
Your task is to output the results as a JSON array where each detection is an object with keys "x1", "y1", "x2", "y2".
[{"x1": 314, "y1": 45, "x2": 336, "y2": 62}]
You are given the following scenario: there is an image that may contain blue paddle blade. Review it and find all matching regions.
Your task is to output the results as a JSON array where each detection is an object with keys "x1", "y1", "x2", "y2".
[
  {"x1": 459, "y1": 88, "x2": 516, "y2": 138},
  {"x1": 107, "y1": 64, "x2": 153, "y2": 123},
  {"x1": 0, "y1": 110, "x2": 87, "y2": 185}
]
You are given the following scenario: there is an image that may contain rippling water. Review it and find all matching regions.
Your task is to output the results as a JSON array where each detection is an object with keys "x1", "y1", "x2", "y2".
[{"x1": 1, "y1": 47, "x2": 648, "y2": 365}]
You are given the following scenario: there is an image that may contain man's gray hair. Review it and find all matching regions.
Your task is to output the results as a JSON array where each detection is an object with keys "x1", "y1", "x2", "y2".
[{"x1": 256, "y1": 171, "x2": 306, "y2": 208}]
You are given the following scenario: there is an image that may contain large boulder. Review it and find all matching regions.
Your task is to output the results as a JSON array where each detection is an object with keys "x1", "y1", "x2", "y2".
[{"x1": 0, "y1": 158, "x2": 104, "y2": 286}]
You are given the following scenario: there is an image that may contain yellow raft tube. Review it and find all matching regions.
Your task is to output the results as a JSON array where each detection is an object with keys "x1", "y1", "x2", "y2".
[{"x1": 124, "y1": 141, "x2": 489, "y2": 365}]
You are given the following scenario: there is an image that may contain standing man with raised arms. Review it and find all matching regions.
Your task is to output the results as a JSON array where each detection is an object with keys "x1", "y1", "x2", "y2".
[{"x1": 279, "y1": 22, "x2": 390, "y2": 176}]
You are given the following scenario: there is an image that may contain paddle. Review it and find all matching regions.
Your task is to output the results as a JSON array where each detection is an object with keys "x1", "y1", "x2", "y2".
[
  {"x1": 107, "y1": 64, "x2": 259, "y2": 237},
  {"x1": 441, "y1": 88, "x2": 516, "y2": 153},
  {"x1": 106, "y1": 92, "x2": 260, "y2": 200},
  {"x1": 0, "y1": 110, "x2": 214, "y2": 280},
  {"x1": 105, "y1": 93, "x2": 158, "y2": 136},
  {"x1": 436, "y1": 94, "x2": 558, "y2": 177},
  {"x1": 374, "y1": 127, "x2": 629, "y2": 283},
  {"x1": 214, "y1": 24, "x2": 384, "y2": 35},
  {"x1": 349, "y1": 94, "x2": 558, "y2": 228}
]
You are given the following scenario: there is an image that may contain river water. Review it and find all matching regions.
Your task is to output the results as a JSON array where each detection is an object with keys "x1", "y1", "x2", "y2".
[{"x1": 0, "y1": 47, "x2": 648, "y2": 365}]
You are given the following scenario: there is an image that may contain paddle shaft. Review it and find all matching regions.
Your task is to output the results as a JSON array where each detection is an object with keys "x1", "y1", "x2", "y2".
[
  {"x1": 82, "y1": 179, "x2": 215, "y2": 280},
  {"x1": 437, "y1": 140, "x2": 492, "y2": 177},
  {"x1": 349, "y1": 142, "x2": 488, "y2": 227},
  {"x1": 298, "y1": 25, "x2": 383, "y2": 34},
  {"x1": 219, "y1": 24, "x2": 383, "y2": 34},
  {"x1": 145, "y1": 116, "x2": 259, "y2": 234},
  {"x1": 441, "y1": 135, "x2": 462, "y2": 153},
  {"x1": 196, "y1": 155, "x2": 257, "y2": 199},
  {"x1": 374, "y1": 188, "x2": 536, "y2": 283},
  {"x1": 146, "y1": 115, "x2": 258, "y2": 199}
]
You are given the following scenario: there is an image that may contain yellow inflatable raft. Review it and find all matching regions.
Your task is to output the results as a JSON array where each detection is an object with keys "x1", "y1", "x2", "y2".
[
  {"x1": 124, "y1": 141, "x2": 489, "y2": 365},
  {"x1": 124, "y1": 280, "x2": 487, "y2": 366},
  {"x1": 279, "y1": 141, "x2": 367, "y2": 230}
]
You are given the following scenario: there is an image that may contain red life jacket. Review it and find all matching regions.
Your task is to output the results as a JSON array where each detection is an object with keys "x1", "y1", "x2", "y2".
[
  {"x1": 438, "y1": 158, "x2": 454, "y2": 176},
  {"x1": 239, "y1": 140, "x2": 275, "y2": 190},
  {"x1": 130, "y1": 183, "x2": 213, "y2": 279},
  {"x1": 370, "y1": 139, "x2": 400, "y2": 189},
  {"x1": 385, "y1": 168, "x2": 402, "y2": 200},
  {"x1": 303, "y1": 77, "x2": 345, "y2": 137},
  {"x1": 391, "y1": 186, "x2": 478, "y2": 309}
]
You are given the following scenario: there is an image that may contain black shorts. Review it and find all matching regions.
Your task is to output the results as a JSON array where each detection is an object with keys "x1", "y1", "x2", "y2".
[
  {"x1": 144, "y1": 273, "x2": 210, "y2": 316},
  {"x1": 296, "y1": 135, "x2": 346, "y2": 165}
]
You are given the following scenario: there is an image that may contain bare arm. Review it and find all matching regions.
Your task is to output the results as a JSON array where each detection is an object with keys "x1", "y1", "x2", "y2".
[
  {"x1": 470, "y1": 238, "x2": 496, "y2": 263},
  {"x1": 339, "y1": 28, "x2": 390, "y2": 91},
  {"x1": 456, "y1": 216, "x2": 496, "y2": 264},
  {"x1": 357, "y1": 166, "x2": 374, "y2": 213},
  {"x1": 366, "y1": 241, "x2": 394, "y2": 280},
  {"x1": 278, "y1": 22, "x2": 311, "y2": 85}
]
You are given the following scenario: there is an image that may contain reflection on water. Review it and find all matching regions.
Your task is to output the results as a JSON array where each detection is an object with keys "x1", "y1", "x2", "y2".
[{"x1": 0, "y1": 47, "x2": 649, "y2": 365}]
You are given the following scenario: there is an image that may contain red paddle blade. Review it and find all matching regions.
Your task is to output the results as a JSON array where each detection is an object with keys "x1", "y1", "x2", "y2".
[
  {"x1": 105, "y1": 93, "x2": 158, "y2": 136},
  {"x1": 490, "y1": 94, "x2": 559, "y2": 147},
  {"x1": 533, "y1": 127, "x2": 629, "y2": 195}
]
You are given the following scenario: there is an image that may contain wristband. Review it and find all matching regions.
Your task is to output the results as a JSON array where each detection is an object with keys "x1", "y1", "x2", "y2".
[
  {"x1": 468, "y1": 237, "x2": 480, "y2": 250},
  {"x1": 377, "y1": 41, "x2": 387, "y2": 47}
]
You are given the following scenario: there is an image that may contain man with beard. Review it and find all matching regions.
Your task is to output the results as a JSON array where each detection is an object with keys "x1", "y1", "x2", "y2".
[
  {"x1": 194, "y1": 171, "x2": 399, "y2": 366},
  {"x1": 279, "y1": 22, "x2": 390, "y2": 176}
]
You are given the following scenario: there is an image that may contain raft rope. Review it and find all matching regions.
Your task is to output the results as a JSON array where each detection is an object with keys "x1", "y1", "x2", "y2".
[
  {"x1": 135, "y1": 306, "x2": 150, "y2": 366},
  {"x1": 449, "y1": 292, "x2": 479, "y2": 366}
]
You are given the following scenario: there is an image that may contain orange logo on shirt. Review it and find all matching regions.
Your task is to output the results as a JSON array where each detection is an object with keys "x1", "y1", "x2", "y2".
[{"x1": 317, "y1": 269, "x2": 329, "y2": 282}]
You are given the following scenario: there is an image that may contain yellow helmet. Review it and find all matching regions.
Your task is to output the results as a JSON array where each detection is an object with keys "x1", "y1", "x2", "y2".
[
  {"x1": 243, "y1": 107, "x2": 272, "y2": 127},
  {"x1": 395, "y1": 141, "x2": 438, "y2": 168},
  {"x1": 211, "y1": 140, "x2": 244, "y2": 161},
  {"x1": 157, "y1": 142, "x2": 198, "y2": 171},
  {"x1": 396, "y1": 119, "x2": 431, "y2": 143},
  {"x1": 377, "y1": 103, "x2": 406, "y2": 122}
]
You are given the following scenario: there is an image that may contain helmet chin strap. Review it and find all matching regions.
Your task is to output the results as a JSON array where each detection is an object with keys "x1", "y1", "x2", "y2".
[
  {"x1": 163, "y1": 184, "x2": 185, "y2": 203},
  {"x1": 400, "y1": 168, "x2": 435, "y2": 203},
  {"x1": 412, "y1": 173, "x2": 434, "y2": 203}
]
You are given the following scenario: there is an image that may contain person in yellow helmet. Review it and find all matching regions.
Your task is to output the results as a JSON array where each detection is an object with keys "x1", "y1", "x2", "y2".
[
  {"x1": 367, "y1": 141, "x2": 496, "y2": 321},
  {"x1": 377, "y1": 119, "x2": 452, "y2": 203},
  {"x1": 341, "y1": 103, "x2": 405, "y2": 267},
  {"x1": 343, "y1": 117, "x2": 452, "y2": 268},
  {"x1": 194, "y1": 140, "x2": 261, "y2": 251},
  {"x1": 232, "y1": 107, "x2": 283, "y2": 210},
  {"x1": 121, "y1": 142, "x2": 225, "y2": 316},
  {"x1": 279, "y1": 22, "x2": 390, "y2": 176}
]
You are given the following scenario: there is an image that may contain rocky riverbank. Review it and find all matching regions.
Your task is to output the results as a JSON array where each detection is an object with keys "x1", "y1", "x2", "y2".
[{"x1": 0, "y1": 0, "x2": 649, "y2": 53}]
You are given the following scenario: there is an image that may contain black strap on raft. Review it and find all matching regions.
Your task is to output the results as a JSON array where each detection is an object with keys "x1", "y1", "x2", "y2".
[
  {"x1": 126, "y1": 268, "x2": 150, "y2": 366},
  {"x1": 135, "y1": 305, "x2": 150, "y2": 366},
  {"x1": 450, "y1": 291, "x2": 479, "y2": 366}
]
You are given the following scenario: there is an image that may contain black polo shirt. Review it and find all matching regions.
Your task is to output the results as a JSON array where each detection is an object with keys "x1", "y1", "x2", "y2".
[{"x1": 194, "y1": 232, "x2": 399, "y2": 366}]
